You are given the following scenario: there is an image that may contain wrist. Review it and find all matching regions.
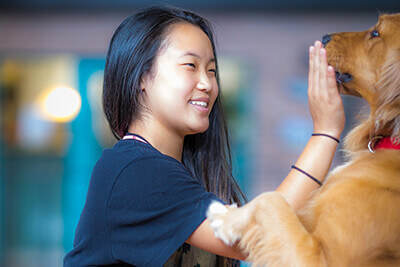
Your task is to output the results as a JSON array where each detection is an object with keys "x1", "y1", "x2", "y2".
[
  {"x1": 312, "y1": 128, "x2": 342, "y2": 140},
  {"x1": 311, "y1": 133, "x2": 340, "y2": 144}
]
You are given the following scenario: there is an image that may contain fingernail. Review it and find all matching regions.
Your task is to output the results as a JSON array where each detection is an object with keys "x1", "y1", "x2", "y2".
[
  {"x1": 309, "y1": 46, "x2": 314, "y2": 53},
  {"x1": 320, "y1": 48, "x2": 325, "y2": 55},
  {"x1": 315, "y1": 40, "x2": 321, "y2": 47},
  {"x1": 327, "y1": 66, "x2": 334, "y2": 72}
]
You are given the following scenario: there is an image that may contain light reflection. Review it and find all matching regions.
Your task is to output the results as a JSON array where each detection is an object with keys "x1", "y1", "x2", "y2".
[{"x1": 41, "y1": 86, "x2": 81, "y2": 123}]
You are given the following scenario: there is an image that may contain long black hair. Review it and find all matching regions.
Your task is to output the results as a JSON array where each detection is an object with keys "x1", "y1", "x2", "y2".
[{"x1": 102, "y1": 6, "x2": 246, "y2": 264}]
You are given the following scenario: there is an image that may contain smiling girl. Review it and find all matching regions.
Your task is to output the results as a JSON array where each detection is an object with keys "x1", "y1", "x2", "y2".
[{"x1": 64, "y1": 6, "x2": 344, "y2": 267}]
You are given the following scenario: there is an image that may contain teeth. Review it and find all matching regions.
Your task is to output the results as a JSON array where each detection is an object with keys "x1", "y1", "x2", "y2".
[{"x1": 189, "y1": 101, "x2": 208, "y2": 108}]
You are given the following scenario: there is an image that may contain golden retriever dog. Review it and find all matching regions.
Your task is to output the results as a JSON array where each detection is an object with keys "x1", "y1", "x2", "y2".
[{"x1": 207, "y1": 13, "x2": 400, "y2": 266}]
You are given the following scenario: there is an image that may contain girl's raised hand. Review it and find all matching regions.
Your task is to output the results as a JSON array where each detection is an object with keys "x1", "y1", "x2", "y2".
[{"x1": 308, "y1": 40, "x2": 345, "y2": 140}]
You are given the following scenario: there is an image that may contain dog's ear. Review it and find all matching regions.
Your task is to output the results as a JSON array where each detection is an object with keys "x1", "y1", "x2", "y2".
[{"x1": 374, "y1": 51, "x2": 400, "y2": 140}]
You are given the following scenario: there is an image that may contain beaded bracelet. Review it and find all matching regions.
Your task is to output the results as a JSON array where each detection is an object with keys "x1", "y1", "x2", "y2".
[
  {"x1": 311, "y1": 133, "x2": 340, "y2": 143},
  {"x1": 291, "y1": 165, "x2": 322, "y2": 186}
]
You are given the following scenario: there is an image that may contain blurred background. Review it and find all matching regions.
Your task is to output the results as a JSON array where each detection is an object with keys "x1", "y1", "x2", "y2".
[{"x1": 0, "y1": 0, "x2": 399, "y2": 266}]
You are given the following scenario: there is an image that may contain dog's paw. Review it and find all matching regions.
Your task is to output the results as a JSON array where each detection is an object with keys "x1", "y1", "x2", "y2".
[{"x1": 207, "y1": 201, "x2": 244, "y2": 246}]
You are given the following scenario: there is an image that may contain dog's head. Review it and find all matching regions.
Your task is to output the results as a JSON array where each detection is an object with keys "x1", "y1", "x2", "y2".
[
  {"x1": 324, "y1": 14, "x2": 400, "y2": 105},
  {"x1": 324, "y1": 14, "x2": 400, "y2": 148}
]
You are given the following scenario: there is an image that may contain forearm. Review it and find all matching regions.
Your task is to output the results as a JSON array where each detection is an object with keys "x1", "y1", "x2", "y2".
[
  {"x1": 186, "y1": 218, "x2": 247, "y2": 261},
  {"x1": 276, "y1": 135, "x2": 338, "y2": 210},
  {"x1": 276, "y1": 41, "x2": 344, "y2": 210}
]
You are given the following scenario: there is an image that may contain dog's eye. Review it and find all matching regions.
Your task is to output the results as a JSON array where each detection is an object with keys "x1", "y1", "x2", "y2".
[{"x1": 370, "y1": 29, "x2": 379, "y2": 38}]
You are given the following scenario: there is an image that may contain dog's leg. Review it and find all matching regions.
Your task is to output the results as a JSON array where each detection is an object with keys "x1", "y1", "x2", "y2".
[
  {"x1": 207, "y1": 202, "x2": 241, "y2": 245},
  {"x1": 207, "y1": 192, "x2": 327, "y2": 267}
]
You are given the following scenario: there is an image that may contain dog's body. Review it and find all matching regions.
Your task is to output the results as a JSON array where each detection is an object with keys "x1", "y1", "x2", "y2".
[{"x1": 208, "y1": 14, "x2": 400, "y2": 266}]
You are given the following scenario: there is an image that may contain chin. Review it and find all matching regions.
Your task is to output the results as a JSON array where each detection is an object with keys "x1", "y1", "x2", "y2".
[{"x1": 188, "y1": 122, "x2": 210, "y2": 135}]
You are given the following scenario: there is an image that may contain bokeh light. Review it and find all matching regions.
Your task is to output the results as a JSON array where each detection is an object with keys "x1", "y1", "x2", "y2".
[{"x1": 41, "y1": 86, "x2": 81, "y2": 123}]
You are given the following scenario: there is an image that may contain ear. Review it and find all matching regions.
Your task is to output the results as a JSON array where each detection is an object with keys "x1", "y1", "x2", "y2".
[
  {"x1": 375, "y1": 51, "x2": 400, "y2": 103},
  {"x1": 140, "y1": 70, "x2": 153, "y2": 92},
  {"x1": 374, "y1": 51, "x2": 400, "y2": 138},
  {"x1": 140, "y1": 76, "x2": 148, "y2": 92}
]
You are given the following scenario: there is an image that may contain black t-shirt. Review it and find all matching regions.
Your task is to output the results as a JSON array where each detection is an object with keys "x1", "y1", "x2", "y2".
[{"x1": 63, "y1": 134, "x2": 223, "y2": 266}]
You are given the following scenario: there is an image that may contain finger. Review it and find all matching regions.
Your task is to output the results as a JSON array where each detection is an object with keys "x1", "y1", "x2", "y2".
[
  {"x1": 313, "y1": 41, "x2": 321, "y2": 95},
  {"x1": 327, "y1": 65, "x2": 339, "y2": 95},
  {"x1": 308, "y1": 45, "x2": 315, "y2": 93},
  {"x1": 314, "y1": 40, "x2": 322, "y2": 48},
  {"x1": 319, "y1": 47, "x2": 328, "y2": 95}
]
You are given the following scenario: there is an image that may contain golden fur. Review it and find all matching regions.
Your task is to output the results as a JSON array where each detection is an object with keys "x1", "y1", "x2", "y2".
[{"x1": 208, "y1": 14, "x2": 400, "y2": 266}]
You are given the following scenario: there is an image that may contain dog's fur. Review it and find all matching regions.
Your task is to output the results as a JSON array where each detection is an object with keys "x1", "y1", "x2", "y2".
[{"x1": 207, "y1": 14, "x2": 400, "y2": 266}]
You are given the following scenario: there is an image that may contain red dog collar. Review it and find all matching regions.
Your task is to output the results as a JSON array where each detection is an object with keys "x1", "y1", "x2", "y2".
[
  {"x1": 375, "y1": 137, "x2": 400, "y2": 150},
  {"x1": 369, "y1": 136, "x2": 400, "y2": 153}
]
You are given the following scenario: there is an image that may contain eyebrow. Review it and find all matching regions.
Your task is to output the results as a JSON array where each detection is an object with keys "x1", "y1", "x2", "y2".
[{"x1": 181, "y1": 52, "x2": 215, "y2": 63}]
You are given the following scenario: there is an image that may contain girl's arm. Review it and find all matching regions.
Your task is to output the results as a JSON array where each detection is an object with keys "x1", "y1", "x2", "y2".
[
  {"x1": 276, "y1": 40, "x2": 344, "y2": 210},
  {"x1": 186, "y1": 218, "x2": 247, "y2": 261}
]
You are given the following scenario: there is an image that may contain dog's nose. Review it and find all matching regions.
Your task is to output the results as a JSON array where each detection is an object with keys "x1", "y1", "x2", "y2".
[
  {"x1": 335, "y1": 72, "x2": 353, "y2": 83},
  {"x1": 321, "y1": 34, "x2": 332, "y2": 47}
]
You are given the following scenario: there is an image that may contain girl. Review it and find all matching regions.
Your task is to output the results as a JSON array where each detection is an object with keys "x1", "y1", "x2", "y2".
[{"x1": 64, "y1": 5, "x2": 344, "y2": 267}]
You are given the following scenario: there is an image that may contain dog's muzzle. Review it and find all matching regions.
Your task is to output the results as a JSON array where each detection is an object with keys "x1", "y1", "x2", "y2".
[{"x1": 335, "y1": 71, "x2": 353, "y2": 84}]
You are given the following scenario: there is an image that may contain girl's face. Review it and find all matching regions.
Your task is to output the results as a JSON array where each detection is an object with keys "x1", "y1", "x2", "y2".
[{"x1": 141, "y1": 23, "x2": 219, "y2": 137}]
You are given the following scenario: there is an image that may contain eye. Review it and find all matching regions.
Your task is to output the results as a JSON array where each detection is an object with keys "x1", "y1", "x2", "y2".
[
  {"x1": 370, "y1": 29, "x2": 379, "y2": 38},
  {"x1": 208, "y1": 69, "x2": 217, "y2": 75},
  {"x1": 185, "y1": 63, "x2": 196, "y2": 68}
]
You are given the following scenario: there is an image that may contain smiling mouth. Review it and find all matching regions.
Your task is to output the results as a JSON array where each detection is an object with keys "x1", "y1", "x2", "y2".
[{"x1": 189, "y1": 100, "x2": 208, "y2": 108}]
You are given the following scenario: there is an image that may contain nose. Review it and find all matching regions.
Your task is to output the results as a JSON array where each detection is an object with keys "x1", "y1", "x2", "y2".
[
  {"x1": 321, "y1": 34, "x2": 331, "y2": 47},
  {"x1": 196, "y1": 73, "x2": 212, "y2": 92},
  {"x1": 335, "y1": 72, "x2": 353, "y2": 83}
]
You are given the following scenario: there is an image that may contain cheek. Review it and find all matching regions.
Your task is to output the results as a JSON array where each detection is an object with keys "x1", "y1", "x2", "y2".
[
  {"x1": 167, "y1": 71, "x2": 196, "y2": 94},
  {"x1": 154, "y1": 73, "x2": 186, "y2": 99},
  {"x1": 211, "y1": 84, "x2": 219, "y2": 106}
]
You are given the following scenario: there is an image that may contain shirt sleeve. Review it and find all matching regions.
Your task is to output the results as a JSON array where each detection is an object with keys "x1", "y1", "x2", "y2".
[{"x1": 106, "y1": 155, "x2": 224, "y2": 266}]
